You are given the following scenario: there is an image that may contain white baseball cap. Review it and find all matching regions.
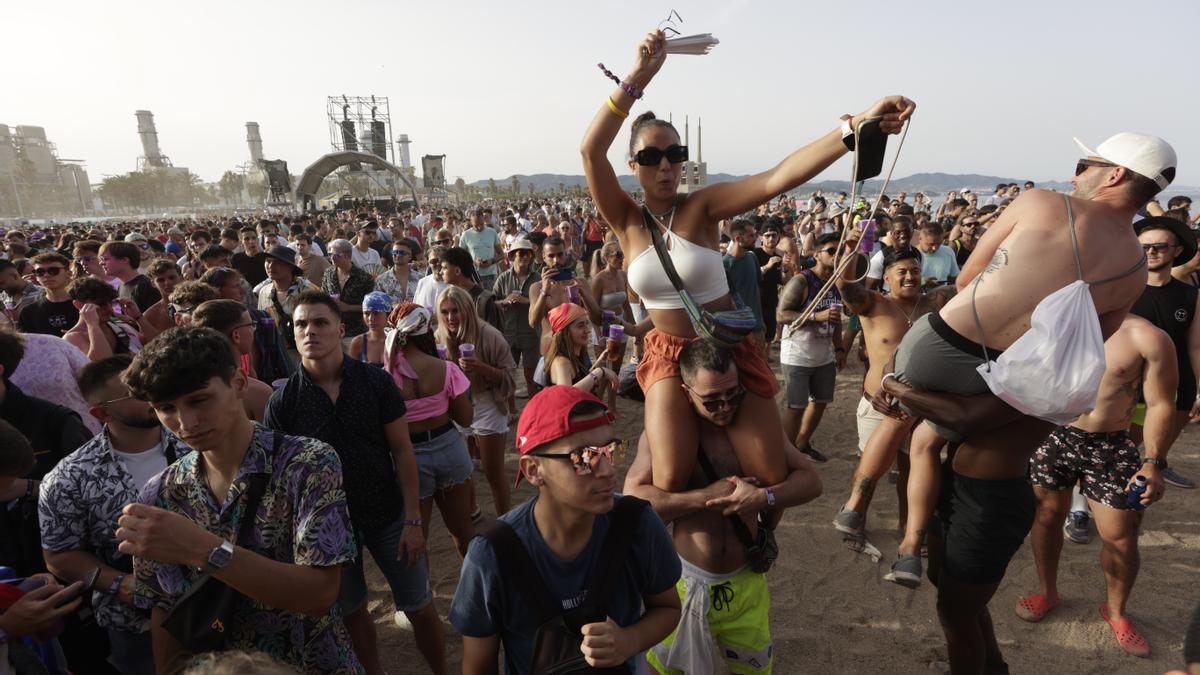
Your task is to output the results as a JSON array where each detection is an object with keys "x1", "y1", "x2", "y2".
[{"x1": 1073, "y1": 132, "x2": 1176, "y2": 190}]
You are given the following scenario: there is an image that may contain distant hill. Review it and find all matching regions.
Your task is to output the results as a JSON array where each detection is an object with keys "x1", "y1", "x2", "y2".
[
  {"x1": 469, "y1": 172, "x2": 1078, "y2": 195},
  {"x1": 469, "y1": 172, "x2": 1200, "y2": 199}
]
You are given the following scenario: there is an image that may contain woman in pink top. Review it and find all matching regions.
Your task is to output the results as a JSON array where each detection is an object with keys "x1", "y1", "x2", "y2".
[{"x1": 385, "y1": 302, "x2": 476, "y2": 557}]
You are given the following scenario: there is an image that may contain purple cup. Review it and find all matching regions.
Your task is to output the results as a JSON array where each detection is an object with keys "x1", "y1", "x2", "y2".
[
  {"x1": 567, "y1": 286, "x2": 580, "y2": 304},
  {"x1": 436, "y1": 344, "x2": 448, "y2": 359},
  {"x1": 608, "y1": 324, "x2": 625, "y2": 341},
  {"x1": 459, "y1": 343, "x2": 475, "y2": 359},
  {"x1": 271, "y1": 378, "x2": 289, "y2": 390}
]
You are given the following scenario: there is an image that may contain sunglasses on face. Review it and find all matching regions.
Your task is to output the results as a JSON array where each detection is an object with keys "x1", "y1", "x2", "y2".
[
  {"x1": 634, "y1": 145, "x2": 689, "y2": 166},
  {"x1": 1075, "y1": 158, "x2": 1116, "y2": 176},
  {"x1": 691, "y1": 385, "x2": 747, "y2": 413},
  {"x1": 392, "y1": 249, "x2": 411, "y2": 257},
  {"x1": 1142, "y1": 242, "x2": 1176, "y2": 253},
  {"x1": 34, "y1": 267, "x2": 64, "y2": 277},
  {"x1": 435, "y1": 238, "x2": 451, "y2": 246},
  {"x1": 533, "y1": 440, "x2": 627, "y2": 476},
  {"x1": 819, "y1": 247, "x2": 838, "y2": 255},
  {"x1": 166, "y1": 304, "x2": 196, "y2": 319}
]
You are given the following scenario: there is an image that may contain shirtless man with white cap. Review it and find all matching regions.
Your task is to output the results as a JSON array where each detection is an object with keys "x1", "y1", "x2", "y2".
[{"x1": 876, "y1": 131, "x2": 1176, "y2": 674}]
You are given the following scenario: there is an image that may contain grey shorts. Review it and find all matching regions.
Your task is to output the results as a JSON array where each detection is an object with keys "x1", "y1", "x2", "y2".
[
  {"x1": 783, "y1": 362, "x2": 836, "y2": 409},
  {"x1": 509, "y1": 336, "x2": 540, "y2": 368},
  {"x1": 892, "y1": 313, "x2": 1004, "y2": 442},
  {"x1": 413, "y1": 425, "x2": 474, "y2": 499}
]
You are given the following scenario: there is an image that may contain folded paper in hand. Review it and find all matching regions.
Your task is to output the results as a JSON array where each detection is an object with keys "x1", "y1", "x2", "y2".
[{"x1": 665, "y1": 34, "x2": 720, "y2": 55}]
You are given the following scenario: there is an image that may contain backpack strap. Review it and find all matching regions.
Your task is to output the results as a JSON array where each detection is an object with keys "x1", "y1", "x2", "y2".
[
  {"x1": 582, "y1": 496, "x2": 649, "y2": 610},
  {"x1": 475, "y1": 519, "x2": 562, "y2": 624}
]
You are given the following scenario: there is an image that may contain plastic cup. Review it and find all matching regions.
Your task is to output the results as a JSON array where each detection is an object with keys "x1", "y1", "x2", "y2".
[
  {"x1": 436, "y1": 344, "x2": 448, "y2": 359},
  {"x1": 271, "y1": 378, "x2": 289, "y2": 390},
  {"x1": 608, "y1": 324, "x2": 625, "y2": 341},
  {"x1": 567, "y1": 286, "x2": 580, "y2": 304},
  {"x1": 459, "y1": 343, "x2": 475, "y2": 359}
]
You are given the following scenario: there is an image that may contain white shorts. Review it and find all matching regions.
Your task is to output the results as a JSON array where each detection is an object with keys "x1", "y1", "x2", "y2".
[
  {"x1": 460, "y1": 390, "x2": 509, "y2": 437},
  {"x1": 856, "y1": 395, "x2": 909, "y2": 455}
]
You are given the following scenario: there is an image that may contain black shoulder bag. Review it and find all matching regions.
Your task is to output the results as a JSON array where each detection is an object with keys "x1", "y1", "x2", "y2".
[
  {"x1": 270, "y1": 289, "x2": 296, "y2": 350},
  {"x1": 476, "y1": 496, "x2": 648, "y2": 675},
  {"x1": 159, "y1": 434, "x2": 278, "y2": 654},
  {"x1": 695, "y1": 449, "x2": 778, "y2": 574},
  {"x1": 643, "y1": 207, "x2": 758, "y2": 349}
]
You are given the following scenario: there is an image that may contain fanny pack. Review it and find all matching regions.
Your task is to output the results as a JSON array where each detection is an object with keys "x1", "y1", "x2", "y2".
[
  {"x1": 160, "y1": 434, "x2": 278, "y2": 654},
  {"x1": 476, "y1": 496, "x2": 647, "y2": 674},
  {"x1": 643, "y1": 207, "x2": 757, "y2": 349},
  {"x1": 695, "y1": 447, "x2": 778, "y2": 573}
]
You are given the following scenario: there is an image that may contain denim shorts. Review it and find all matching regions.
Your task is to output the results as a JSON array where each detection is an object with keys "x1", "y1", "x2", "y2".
[
  {"x1": 338, "y1": 514, "x2": 432, "y2": 614},
  {"x1": 414, "y1": 426, "x2": 474, "y2": 499}
]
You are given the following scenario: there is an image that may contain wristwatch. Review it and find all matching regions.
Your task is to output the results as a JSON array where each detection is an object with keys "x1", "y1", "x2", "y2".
[
  {"x1": 205, "y1": 540, "x2": 235, "y2": 572},
  {"x1": 1142, "y1": 457, "x2": 1168, "y2": 470}
]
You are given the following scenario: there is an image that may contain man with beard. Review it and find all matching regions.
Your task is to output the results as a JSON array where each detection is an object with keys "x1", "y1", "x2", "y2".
[
  {"x1": 876, "y1": 132, "x2": 1173, "y2": 674},
  {"x1": 625, "y1": 340, "x2": 822, "y2": 675},
  {"x1": 38, "y1": 355, "x2": 188, "y2": 675}
]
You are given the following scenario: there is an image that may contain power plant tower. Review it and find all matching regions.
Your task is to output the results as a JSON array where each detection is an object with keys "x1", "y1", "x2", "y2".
[
  {"x1": 245, "y1": 122, "x2": 264, "y2": 164},
  {"x1": 396, "y1": 134, "x2": 412, "y2": 172},
  {"x1": 135, "y1": 110, "x2": 168, "y2": 168}
]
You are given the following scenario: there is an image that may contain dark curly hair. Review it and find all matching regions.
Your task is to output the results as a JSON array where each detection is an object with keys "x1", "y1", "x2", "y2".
[{"x1": 123, "y1": 326, "x2": 237, "y2": 404}]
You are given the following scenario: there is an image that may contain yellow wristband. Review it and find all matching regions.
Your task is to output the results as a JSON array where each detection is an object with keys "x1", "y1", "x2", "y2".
[{"x1": 605, "y1": 97, "x2": 629, "y2": 119}]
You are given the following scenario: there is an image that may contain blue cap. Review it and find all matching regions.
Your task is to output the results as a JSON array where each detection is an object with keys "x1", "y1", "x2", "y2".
[
  {"x1": 362, "y1": 291, "x2": 394, "y2": 313},
  {"x1": 165, "y1": 241, "x2": 183, "y2": 255}
]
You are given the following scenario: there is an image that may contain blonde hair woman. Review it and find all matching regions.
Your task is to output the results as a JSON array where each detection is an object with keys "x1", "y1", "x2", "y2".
[{"x1": 434, "y1": 285, "x2": 516, "y2": 515}]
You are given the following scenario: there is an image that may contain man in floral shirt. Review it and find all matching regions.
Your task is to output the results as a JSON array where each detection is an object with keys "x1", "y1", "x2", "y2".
[
  {"x1": 115, "y1": 326, "x2": 361, "y2": 674},
  {"x1": 38, "y1": 354, "x2": 188, "y2": 675},
  {"x1": 374, "y1": 238, "x2": 423, "y2": 304}
]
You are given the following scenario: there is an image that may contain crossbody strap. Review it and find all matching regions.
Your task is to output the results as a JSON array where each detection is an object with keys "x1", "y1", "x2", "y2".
[
  {"x1": 476, "y1": 519, "x2": 562, "y2": 623},
  {"x1": 642, "y1": 207, "x2": 688, "y2": 295},
  {"x1": 583, "y1": 497, "x2": 648, "y2": 609},
  {"x1": 232, "y1": 432, "x2": 280, "y2": 548},
  {"x1": 693, "y1": 450, "x2": 758, "y2": 550}
]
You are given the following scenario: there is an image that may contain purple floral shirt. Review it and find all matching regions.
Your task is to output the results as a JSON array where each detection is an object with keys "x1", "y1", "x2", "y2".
[{"x1": 133, "y1": 424, "x2": 362, "y2": 674}]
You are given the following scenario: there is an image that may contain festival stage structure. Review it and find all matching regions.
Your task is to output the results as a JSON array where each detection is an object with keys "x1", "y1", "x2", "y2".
[{"x1": 292, "y1": 95, "x2": 419, "y2": 211}]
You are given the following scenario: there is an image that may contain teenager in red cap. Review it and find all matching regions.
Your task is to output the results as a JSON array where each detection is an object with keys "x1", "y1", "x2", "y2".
[{"x1": 449, "y1": 385, "x2": 681, "y2": 674}]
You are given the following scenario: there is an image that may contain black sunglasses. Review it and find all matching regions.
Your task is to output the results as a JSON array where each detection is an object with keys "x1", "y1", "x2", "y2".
[
  {"x1": 634, "y1": 145, "x2": 688, "y2": 166},
  {"x1": 819, "y1": 247, "x2": 838, "y2": 255},
  {"x1": 1075, "y1": 158, "x2": 1116, "y2": 176},
  {"x1": 434, "y1": 238, "x2": 452, "y2": 245},
  {"x1": 1142, "y1": 242, "x2": 1176, "y2": 253},
  {"x1": 34, "y1": 267, "x2": 64, "y2": 277},
  {"x1": 690, "y1": 385, "x2": 746, "y2": 412}
]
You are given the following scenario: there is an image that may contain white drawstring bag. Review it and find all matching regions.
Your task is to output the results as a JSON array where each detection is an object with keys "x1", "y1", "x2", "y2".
[{"x1": 977, "y1": 280, "x2": 1106, "y2": 424}]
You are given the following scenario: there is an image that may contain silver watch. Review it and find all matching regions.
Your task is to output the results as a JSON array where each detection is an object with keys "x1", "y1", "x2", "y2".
[{"x1": 205, "y1": 540, "x2": 234, "y2": 571}]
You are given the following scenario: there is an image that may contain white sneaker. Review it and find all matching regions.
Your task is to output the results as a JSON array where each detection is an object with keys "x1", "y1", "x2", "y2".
[{"x1": 394, "y1": 611, "x2": 414, "y2": 631}]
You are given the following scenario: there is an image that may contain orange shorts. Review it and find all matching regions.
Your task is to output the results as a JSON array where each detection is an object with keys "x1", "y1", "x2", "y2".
[{"x1": 636, "y1": 329, "x2": 780, "y2": 399}]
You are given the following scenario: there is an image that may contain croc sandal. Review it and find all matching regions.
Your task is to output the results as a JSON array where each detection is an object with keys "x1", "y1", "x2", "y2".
[
  {"x1": 1100, "y1": 604, "x2": 1151, "y2": 658},
  {"x1": 1014, "y1": 593, "x2": 1060, "y2": 622}
]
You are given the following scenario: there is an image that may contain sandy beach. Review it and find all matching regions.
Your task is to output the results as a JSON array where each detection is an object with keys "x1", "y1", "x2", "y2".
[{"x1": 365, "y1": 354, "x2": 1200, "y2": 673}]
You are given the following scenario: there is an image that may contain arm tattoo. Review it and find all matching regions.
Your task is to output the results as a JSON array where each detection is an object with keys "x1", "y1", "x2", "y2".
[
  {"x1": 984, "y1": 247, "x2": 1008, "y2": 276},
  {"x1": 776, "y1": 277, "x2": 809, "y2": 323},
  {"x1": 841, "y1": 281, "x2": 871, "y2": 310}
]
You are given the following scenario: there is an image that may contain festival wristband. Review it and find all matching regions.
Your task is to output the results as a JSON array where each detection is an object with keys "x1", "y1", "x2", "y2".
[
  {"x1": 1141, "y1": 457, "x2": 1168, "y2": 470},
  {"x1": 764, "y1": 487, "x2": 776, "y2": 508},
  {"x1": 402, "y1": 518, "x2": 422, "y2": 527},
  {"x1": 605, "y1": 97, "x2": 629, "y2": 119},
  {"x1": 105, "y1": 574, "x2": 126, "y2": 596}
]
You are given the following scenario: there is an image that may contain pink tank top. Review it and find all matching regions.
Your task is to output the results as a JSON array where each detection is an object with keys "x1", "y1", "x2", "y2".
[{"x1": 392, "y1": 359, "x2": 470, "y2": 422}]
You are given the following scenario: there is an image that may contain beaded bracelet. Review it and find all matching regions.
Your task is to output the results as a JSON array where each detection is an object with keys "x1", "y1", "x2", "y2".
[{"x1": 597, "y1": 63, "x2": 643, "y2": 99}]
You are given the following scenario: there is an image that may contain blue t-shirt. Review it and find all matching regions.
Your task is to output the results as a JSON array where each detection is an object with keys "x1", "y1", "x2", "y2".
[
  {"x1": 722, "y1": 252, "x2": 763, "y2": 329},
  {"x1": 920, "y1": 245, "x2": 960, "y2": 283},
  {"x1": 449, "y1": 495, "x2": 680, "y2": 674}
]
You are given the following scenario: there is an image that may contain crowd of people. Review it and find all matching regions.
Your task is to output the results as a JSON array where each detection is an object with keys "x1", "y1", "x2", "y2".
[{"x1": 4, "y1": 30, "x2": 1200, "y2": 675}]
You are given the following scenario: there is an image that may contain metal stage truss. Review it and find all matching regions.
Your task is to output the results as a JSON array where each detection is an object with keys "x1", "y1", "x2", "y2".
[{"x1": 325, "y1": 95, "x2": 403, "y2": 202}]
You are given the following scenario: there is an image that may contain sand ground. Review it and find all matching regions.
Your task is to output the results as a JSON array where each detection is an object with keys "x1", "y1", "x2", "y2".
[{"x1": 363, "y1": 354, "x2": 1199, "y2": 674}]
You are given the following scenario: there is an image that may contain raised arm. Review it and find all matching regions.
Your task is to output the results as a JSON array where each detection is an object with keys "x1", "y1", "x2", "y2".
[
  {"x1": 693, "y1": 97, "x2": 915, "y2": 223},
  {"x1": 581, "y1": 31, "x2": 666, "y2": 233},
  {"x1": 955, "y1": 192, "x2": 1024, "y2": 290}
]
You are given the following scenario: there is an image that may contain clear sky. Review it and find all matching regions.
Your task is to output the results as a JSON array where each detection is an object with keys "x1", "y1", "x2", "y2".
[{"x1": 7, "y1": 0, "x2": 1198, "y2": 187}]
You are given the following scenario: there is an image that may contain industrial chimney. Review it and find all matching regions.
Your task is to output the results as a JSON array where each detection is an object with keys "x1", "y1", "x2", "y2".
[
  {"x1": 135, "y1": 110, "x2": 166, "y2": 168},
  {"x1": 397, "y1": 134, "x2": 412, "y2": 171},
  {"x1": 246, "y1": 122, "x2": 264, "y2": 164}
]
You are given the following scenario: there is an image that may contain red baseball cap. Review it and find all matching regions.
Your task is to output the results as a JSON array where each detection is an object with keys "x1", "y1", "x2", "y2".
[{"x1": 514, "y1": 386, "x2": 614, "y2": 485}]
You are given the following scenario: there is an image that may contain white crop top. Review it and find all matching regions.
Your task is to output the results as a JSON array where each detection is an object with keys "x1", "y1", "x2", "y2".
[{"x1": 627, "y1": 226, "x2": 729, "y2": 311}]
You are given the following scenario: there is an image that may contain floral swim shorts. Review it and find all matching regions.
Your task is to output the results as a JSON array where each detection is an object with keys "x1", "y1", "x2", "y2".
[{"x1": 1028, "y1": 426, "x2": 1141, "y2": 509}]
